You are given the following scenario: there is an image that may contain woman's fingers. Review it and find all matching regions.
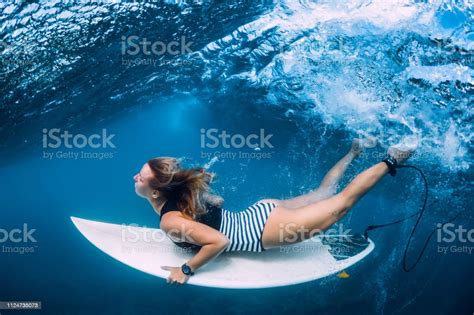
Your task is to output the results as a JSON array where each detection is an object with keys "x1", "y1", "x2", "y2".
[{"x1": 166, "y1": 275, "x2": 181, "y2": 284}]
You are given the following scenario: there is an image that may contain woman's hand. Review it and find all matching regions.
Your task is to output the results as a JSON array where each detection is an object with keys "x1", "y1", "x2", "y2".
[
  {"x1": 161, "y1": 266, "x2": 191, "y2": 285},
  {"x1": 160, "y1": 214, "x2": 230, "y2": 286},
  {"x1": 203, "y1": 193, "x2": 224, "y2": 207}
]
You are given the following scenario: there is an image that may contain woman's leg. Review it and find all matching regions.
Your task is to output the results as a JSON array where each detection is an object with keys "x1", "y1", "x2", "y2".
[
  {"x1": 262, "y1": 162, "x2": 389, "y2": 248},
  {"x1": 279, "y1": 139, "x2": 369, "y2": 209},
  {"x1": 262, "y1": 146, "x2": 413, "y2": 249}
]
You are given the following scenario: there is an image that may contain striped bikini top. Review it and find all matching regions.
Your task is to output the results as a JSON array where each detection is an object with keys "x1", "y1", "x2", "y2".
[{"x1": 159, "y1": 196, "x2": 223, "y2": 251}]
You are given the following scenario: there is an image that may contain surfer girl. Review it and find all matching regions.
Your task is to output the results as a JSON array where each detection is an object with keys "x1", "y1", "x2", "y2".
[{"x1": 133, "y1": 140, "x2": 414, "y2": 284}]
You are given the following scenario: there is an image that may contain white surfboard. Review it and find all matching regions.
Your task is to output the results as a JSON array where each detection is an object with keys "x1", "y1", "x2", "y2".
[{"x1": 71, "y1": 216, "x2": 374, "y2": 289}]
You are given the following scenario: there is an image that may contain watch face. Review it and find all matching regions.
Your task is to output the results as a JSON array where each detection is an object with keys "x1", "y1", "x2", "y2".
[{"x1": 182, "y1": 264, "x2": 191, "y2": 275}]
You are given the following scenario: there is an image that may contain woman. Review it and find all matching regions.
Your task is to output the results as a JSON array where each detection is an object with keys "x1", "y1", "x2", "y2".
[{"x1": 133, "y1": 140, "x2": 414, "y2": 285}]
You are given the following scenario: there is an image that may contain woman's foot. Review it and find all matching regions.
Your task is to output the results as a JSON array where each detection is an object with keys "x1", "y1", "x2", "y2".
[
  {"x1": 383, "y1": 141, "x2": 417, "y2": 176},
  {"x1": 387, "y1": 144, "x2": 416, "y2": 164},
  {"x1": 350, "y1": 137, "x2": 377, "y2": 157}
]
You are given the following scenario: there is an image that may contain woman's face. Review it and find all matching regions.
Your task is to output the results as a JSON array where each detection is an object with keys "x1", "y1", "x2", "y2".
[{"x1": 133, "y1": 163, "x2": 154, "y2": 198}]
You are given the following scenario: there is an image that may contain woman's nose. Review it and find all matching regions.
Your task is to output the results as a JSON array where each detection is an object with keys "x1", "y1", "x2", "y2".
[{"x1": 133, "y1": 174, "x2": 138, "y2": 182}]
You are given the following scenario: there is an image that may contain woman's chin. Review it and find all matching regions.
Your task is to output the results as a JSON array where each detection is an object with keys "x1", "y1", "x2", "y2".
[
  {"x1": 134, "y1": 188, "x2": 144, "y2": 198},
  {"x1": 138, "y1": 192, "x2": 150, "y2": 200}
]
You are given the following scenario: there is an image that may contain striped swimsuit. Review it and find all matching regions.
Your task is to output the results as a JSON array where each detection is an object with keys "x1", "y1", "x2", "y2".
[
  {"x1": 160, "y1": 197, "x2": 277, "y2": 252},
  {"x1": 219, "y1": 201, "x2": 278, "y2": 252}
]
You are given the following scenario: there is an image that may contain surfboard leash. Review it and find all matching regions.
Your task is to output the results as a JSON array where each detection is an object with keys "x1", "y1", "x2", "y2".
[{"x1": 362, "y1": 164, "x2": 463, "y2": 272}]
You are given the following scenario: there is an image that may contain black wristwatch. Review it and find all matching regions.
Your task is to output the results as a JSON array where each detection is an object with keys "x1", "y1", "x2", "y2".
[{"x1": 181, "y1": 263, "x2": 195, "y2": 276}]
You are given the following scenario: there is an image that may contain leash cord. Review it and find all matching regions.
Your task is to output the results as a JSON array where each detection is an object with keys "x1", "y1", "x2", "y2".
[{"x1": 363, "y1": 165, "x2": 462, "y2": 272}]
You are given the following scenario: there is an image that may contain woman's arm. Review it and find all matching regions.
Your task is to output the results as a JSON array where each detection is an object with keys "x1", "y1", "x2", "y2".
[{"x1": 160, "y1": 213, "x2": 229, "y2": 283}]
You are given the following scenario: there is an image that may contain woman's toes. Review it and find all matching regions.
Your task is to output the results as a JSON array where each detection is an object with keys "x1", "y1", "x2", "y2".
[
  {"x1": 351, "y1": 139, "x2": 364, "y2": 156},
  {"x1": 362, "y1": 136, "x2": 377, "y2": 148}
]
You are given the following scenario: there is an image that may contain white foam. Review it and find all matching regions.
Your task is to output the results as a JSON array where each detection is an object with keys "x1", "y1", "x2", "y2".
[{"x1": 405, "y1": 64, "x2": 474, "y2": 85}]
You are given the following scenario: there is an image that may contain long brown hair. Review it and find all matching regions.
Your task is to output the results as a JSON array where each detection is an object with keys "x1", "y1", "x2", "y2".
[{"x1": 147, "y1": 157, "x2": 214, "y2": 219}]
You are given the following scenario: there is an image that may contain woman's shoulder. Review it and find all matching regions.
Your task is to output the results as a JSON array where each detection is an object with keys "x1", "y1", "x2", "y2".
[{"x1": 160, "y1": 210, "x2": 193, "y2": 230}]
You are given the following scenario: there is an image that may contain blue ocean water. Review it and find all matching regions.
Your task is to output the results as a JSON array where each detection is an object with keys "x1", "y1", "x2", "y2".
[{"x1": 1, "y1": 0, "x2": 473, "y2": 314}]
